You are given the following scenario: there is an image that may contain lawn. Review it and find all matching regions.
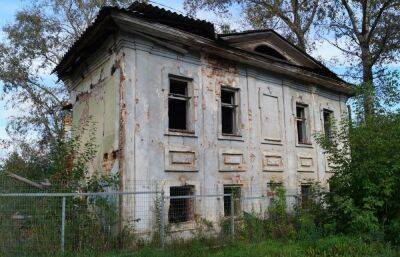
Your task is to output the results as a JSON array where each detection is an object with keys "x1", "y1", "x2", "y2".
[{"x1": 90, "y1": 236, "x2": 399, "y2": 257}]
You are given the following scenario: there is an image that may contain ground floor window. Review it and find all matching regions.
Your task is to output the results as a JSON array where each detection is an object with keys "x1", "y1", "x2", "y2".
[
  {"x1": 168, "y1": 185, "x2": 195, "y2": 223},
  {"x1": 300, "y1": 184, "x2": 311, "y2": 209},
  {"x1": 223, "y1": 185, "x2": 241, "y2": 217}
]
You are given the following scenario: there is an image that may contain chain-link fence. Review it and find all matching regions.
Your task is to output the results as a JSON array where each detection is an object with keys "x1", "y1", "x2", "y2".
[{"x1": 0, "y1": 189, "x2": 306, "y2": 256}]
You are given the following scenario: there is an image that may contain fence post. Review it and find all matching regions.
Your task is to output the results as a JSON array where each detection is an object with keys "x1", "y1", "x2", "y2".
[
  {"x1": 230, "y1": 193, "x2": 235, "y2": 240},
  {"x1": 160, "y1": 192, "x2": 165, "y2": 249},
  {"x1": 61, "y1": 196, "x2": 66, "y2": 254}
]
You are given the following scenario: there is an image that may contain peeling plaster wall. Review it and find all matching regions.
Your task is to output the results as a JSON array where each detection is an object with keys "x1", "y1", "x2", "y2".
[
  {"x1": 118, "y1": 35, "x2": 348, "y2": 197},
  {"x1": 68, "y1": 38, "x2": 121, "y2": 178},
  {"x1": 67, "y1": 33, "x2": 348, "y2": 233}
]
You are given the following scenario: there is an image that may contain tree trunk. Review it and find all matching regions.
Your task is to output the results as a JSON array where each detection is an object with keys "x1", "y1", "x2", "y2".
[
  {"x1": 362, "y1": 61, "x2": 374, "y2": 117},
  {"x1": 296, "y1": 32, "x2": 307, "y2": 52},
  {"x1": 361, "y1": 44, "x2": 375, "y2": 117}
]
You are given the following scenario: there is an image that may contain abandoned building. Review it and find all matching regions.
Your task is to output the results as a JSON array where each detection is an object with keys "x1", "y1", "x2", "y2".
[{"x1": 55, "y1": 3, "x2": 353, "y2": 233}]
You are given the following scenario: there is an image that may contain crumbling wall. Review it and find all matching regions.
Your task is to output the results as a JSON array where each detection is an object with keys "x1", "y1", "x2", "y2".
[
  {"x1": 119, "y1": 34, "x2": 348, "y2": 221},
  {"x1": 68, "y1": 39, "x2": 121, "y2": 178}
]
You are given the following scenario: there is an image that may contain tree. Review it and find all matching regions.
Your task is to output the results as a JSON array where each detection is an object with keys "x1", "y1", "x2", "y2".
[
  {"x1": 184, "y1": 0, "x2": 327, "y2": 51},
  {"x1": 0, "y1": 0, "x2": 134, "y2": 153},
  {"x1": 327, "y1": 0, "x2": 400, "y2": 116}
]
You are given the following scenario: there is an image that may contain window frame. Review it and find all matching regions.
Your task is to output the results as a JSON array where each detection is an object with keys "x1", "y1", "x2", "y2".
[
  {"x1": 300, "y1": 184, "x2": 312, "y2": 209},
  {"x1": 295, "y1": 103, "x2": 311, "y2": 145},
  {"x1": 223, "y1": 185, "x2": 242, "y2": 217},
  {"x1": 167, "y1": 75, "x2": 194, "y2": 134},
  {"x1": 322, "y1": 109, "x2": 334, "y2": 141},
  {"x1": 168, "y1": 185, "x2": 195, "y2": 224},
  {"x1": 219, "y1": 86, "x2": 241, "y2": 137}
]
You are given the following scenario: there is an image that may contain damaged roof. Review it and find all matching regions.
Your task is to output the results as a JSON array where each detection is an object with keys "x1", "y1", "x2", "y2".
[{"x1": 54, "y1": 2, "x2": 353, "y2": 95}]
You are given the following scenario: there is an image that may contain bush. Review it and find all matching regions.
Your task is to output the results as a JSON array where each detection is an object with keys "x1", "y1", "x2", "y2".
[{"x1": 315, "y1": 113, "x2": 400, "y2": 244}]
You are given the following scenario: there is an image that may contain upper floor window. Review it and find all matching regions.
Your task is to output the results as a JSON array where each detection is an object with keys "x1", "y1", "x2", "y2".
[
  {"x1": 296, "y1": 103, "x2": 309, "y2": 144},
  {"x1": 323, "y1": 109, "x2": 333, "y2": 140},
  {"x1": 221, "y1": 87, "x2": 239, "y2": 135},
  {"x1": 168, "y1": 77, "x2": 191, "y2": 131}
]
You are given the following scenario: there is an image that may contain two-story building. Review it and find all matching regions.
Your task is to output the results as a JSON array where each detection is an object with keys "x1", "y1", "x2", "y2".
[{"x1": 55, "y1": 2, "x2": 353, "y2": 233}]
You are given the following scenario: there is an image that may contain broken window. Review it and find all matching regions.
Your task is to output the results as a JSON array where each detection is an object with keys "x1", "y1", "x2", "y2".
[
  {"x1": 168, "y1": 78, "x2": 191, "y2": 131},
  {"x1": 168, "y1": 185, "x2": 195, "y2": 223},
  {"x1": 323, "y1": 109, "x2": 333, "y2": 140},
  {"x1": 224, "y1": 185, "x2": 241, "y2": 217},
  {"x1": 300, "y1": 184, "x2": 311, "y2": 209},
  {"x1": 221, "y1": 87, "x2": 238, "y2": 134},
  {"x1": 296, "y1": 104, "x2": 309, "y2": 144}
]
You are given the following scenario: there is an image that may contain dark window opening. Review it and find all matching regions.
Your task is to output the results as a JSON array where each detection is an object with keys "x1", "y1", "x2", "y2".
[
  {"x1": 221, "y1": 88, "x2": 238, "y2": 134},
  {"x1": 254, "y1": 45, "x2": 288, "y2": 61},
  {"x1": 169, "y1": 79, "x2": 190, "y2": 131},
  {"x1": 224, "y1": 186, "x2": 241, "y2": 217},
  {"x1": 323, "y1": 109, "x2": 333, "y2": 140},
  {"x1": 301, "y1": 184, "x2": 311, "y2": 209},
  {"x1": 168, "y1": 185, "x2": 195, "y2": 223},
  {"x1": 296, "y1": 104, "x2": 308, "y2": 144}
]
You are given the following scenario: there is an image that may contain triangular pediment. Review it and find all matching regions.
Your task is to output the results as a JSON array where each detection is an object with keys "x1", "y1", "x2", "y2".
[{"x1": 219, "y1": 30, "x2": 320, "y2": 70}]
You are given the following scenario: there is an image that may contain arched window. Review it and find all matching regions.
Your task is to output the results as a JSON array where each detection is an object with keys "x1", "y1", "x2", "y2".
[{"x1": 254, "y1": 45, "x2": 287, "y2": 61}]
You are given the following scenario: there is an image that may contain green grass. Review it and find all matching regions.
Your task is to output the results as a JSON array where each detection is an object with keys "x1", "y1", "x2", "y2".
[{"x1": 73, "y1": 235, "x2": 400, "y2": 257}]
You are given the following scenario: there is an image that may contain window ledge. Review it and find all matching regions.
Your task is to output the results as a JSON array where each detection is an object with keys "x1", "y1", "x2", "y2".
[
  {"x1": 218, "y1": 134, "x2": 244, "y2": 142},
  {"x1": 262, "y1": 169, "x2": 284, "y2": 172},
  {"x1": 168, "y1": 221, "x2": 196, "y2": 232},
  {"x1": 297, "y1": 170, "x2": 315, "y2": 173},
  {"x1": 296, "y1": 142, "x2": 313, "y2": 148},
  {"x1": 261, "y1": 140, "x2": 283, "y2": 146},
  {"x1": 165, "y1": 169, "x2": 199, "y2": 172},
  {"x1": 219, "y1": 170, "x2": 246, "y2": 172},
  {"x1": 165, "y1": 130, "x2": 197, "y2": 138}
]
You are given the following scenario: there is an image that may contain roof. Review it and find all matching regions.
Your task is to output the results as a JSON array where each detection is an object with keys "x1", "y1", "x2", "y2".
[
  {"x1": 54, "y1": 2, "x2": 353, "y2": 95},
  {"x1": 218, "y1": 29, "x2": 343, "y2": 83},
  {"x1": 128, "y1": 2, "x2": 215, "y2": 39}
]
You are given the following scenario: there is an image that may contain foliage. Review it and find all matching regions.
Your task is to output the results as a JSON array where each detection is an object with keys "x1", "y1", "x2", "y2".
[
  {"x1": 0, "y1": 120, "x2": 117, "y2": 193},
  {"x1": 62, "y1": 236, "x2": 399, "y2": 257},
  {"x1": 315, "y1": 112, "x2": 400, "y2": 244},
  {"x1": 0, "y1": 0, "x2": 136, "y2": 152},
  {"x1": 0, "y1": 120, "x2": 125, "y2": 256}
]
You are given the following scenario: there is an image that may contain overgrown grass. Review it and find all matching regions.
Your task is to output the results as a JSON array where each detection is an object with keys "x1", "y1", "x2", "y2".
[{"x1": 66, "y1": 235, "x2": 399, "y2": 257}]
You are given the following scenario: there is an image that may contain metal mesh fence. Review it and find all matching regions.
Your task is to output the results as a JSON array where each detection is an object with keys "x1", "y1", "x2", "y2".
[
  {"x1": 0, "y1": 189, "x2": 308, "y2": 256},
  {"x1": 0, "y1": 191, "x2": 159, "y2": 257}
]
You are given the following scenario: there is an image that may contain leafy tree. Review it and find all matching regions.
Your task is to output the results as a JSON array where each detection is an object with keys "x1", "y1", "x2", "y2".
[
  {"x1": 0, "y1": 0, "x2": 135, "y2": 152},
  {"x1": 184, "y1": 0, "x2": 327, "y2": 51},
  {"x1": 326, "y1": 0, "x2": 400, "y2": 116}
]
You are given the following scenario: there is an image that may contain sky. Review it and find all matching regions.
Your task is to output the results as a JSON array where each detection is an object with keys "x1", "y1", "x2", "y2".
[{"x1": 0, "y1": 0, "x2": 397, "y2": 148}]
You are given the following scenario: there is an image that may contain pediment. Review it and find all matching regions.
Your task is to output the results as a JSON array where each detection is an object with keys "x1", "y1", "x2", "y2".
[{"x1": 219, "y1": 30, "x2": 320, "y2": 70}]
